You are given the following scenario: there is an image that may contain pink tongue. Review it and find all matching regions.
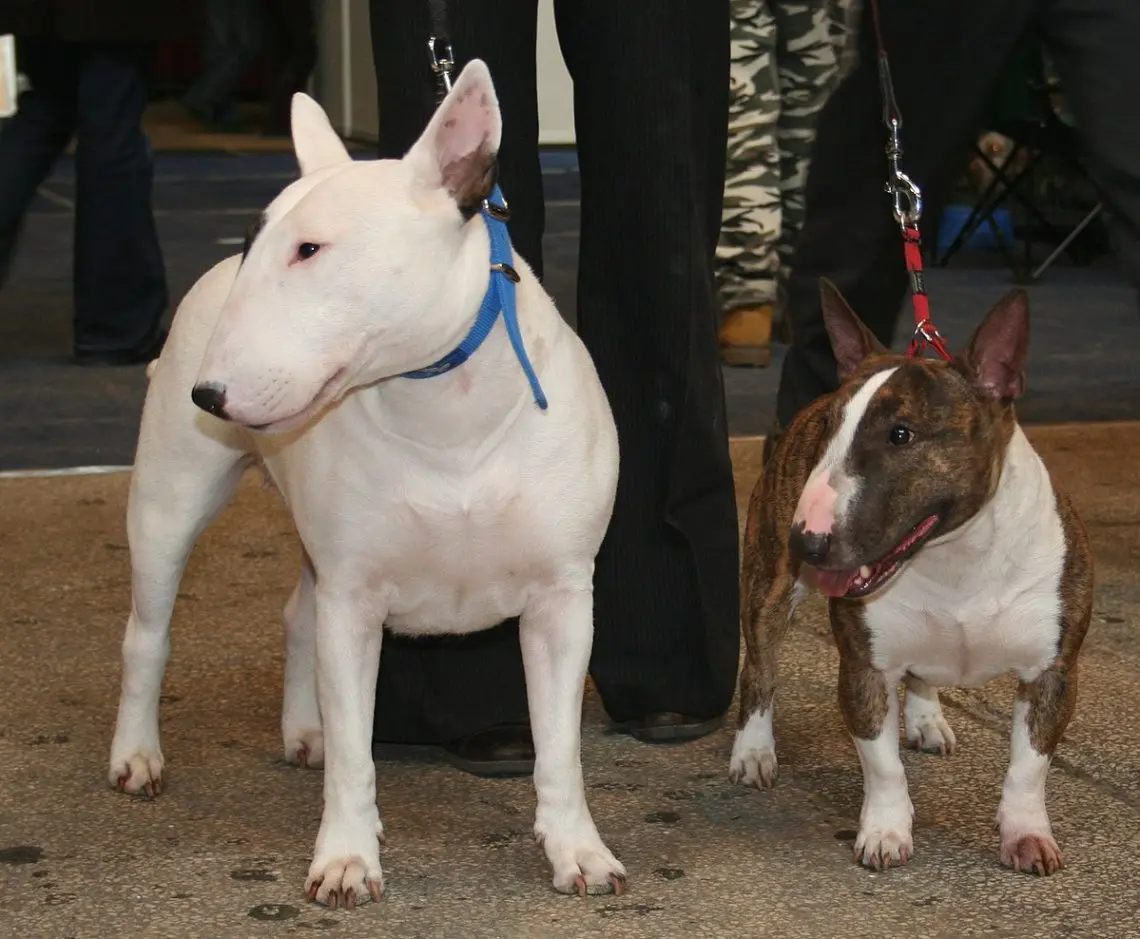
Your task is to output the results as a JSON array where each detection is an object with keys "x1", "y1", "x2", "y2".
[{"x1": 813, "y1": 568, "x2": 861, "y2": 598}]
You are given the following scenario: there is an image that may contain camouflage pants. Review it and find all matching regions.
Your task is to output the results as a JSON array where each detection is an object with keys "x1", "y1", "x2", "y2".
[{"x1": 716, "y1": 0, "x2": 858, "y2": 315}]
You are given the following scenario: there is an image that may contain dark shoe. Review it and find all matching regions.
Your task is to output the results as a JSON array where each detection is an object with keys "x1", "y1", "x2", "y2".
[
  {"x1": 441, "y1": 724, "x2": 535, "y2": 777},
  {"x1": 74, "y1": 328, "x2": 167, "y2": 368},
  {"x1": 616, "y1": 712, "x2": 725, "y2": 744}
]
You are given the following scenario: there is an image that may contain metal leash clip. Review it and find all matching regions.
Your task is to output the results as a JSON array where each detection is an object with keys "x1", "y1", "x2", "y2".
[
  {"x1": 482, "y1": 197, "x2": 511, "y2": 223},
  {"x1": 885, "y1": 118, "x2": 923, "y2": 228},
  {"x1": 427, "y1": 36, "x2": 455, "y2": 93},
  {"x1": 912, "y1": 318, "x2": 943, "y2": 346}
]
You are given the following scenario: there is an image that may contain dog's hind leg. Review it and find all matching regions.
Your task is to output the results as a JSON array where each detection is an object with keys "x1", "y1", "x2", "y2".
[
  {"x1": 282, "y1": 552, "x2": 323, "y2": 769},
  {"x1": 730, "y1": 479, "x2": 798, "y2": 789},
  {"x1": 109, "y1": 398, "x2": 249, "y2": 796},
  {"x1": 902, "y1": 674, "x2": 957, "y2": 756}
]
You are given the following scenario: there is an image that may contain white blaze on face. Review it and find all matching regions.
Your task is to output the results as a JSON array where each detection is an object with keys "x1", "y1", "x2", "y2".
[{"x1": 793, "y1": 367, "x2": 898, "y2": 537}]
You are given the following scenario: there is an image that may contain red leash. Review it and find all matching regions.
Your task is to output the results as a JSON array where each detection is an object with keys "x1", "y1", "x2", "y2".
[{"x1": 868, "y1": 0, "x2": 952, "y2": 361}]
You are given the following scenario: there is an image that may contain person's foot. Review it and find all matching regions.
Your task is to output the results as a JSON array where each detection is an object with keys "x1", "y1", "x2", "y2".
[
  {"x1": 74, "y1": 327, "x2": 168, "y2": 368},
  {"x1": 441, "y1": 724, "x2": 535, "y2": 777},
  {"x1": 615, "y1": 712, "x2": 725, "y2": 744},
  {"x1": 719, "y1": 304, "x2": 773, "y2": 367}
]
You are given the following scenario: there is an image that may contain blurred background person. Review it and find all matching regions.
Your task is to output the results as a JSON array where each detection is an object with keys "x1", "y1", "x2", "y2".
[
  {"x1": 771, "y1": 0, "x2": 1140, "y2": 445},
  {"x1": 181, "y1": 0, "x2": 262, "y2": 133},
  {"x1": 0, "y1": 1, "x2": 201, "y2": 365},
  {"x1": 261, "y1": 0, "x2": 316, "y2": 137},
  {"x1": 715, "y1": 0, "x2": 852, "y2": 368}
]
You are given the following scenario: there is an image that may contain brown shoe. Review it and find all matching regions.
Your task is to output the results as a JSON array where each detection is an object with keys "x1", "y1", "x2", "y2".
[{"x1": 719, "y1": 304, "x2": 773, "y2": 367}]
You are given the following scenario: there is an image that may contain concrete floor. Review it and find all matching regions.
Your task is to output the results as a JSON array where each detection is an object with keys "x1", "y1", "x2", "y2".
[{"x1": 2, "y1": 427, "x2": 1139, "y2": 938}]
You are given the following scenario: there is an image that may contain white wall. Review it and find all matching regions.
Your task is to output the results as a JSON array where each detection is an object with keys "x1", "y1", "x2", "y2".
[
  {"x1": 535, "y1": 0, "x2": 575, "y2": 145},
  {"x1": 316, "y1": 0, "x2": 576, "y2": 146}
]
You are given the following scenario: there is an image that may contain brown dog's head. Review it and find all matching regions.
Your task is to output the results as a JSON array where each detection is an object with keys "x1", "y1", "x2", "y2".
[{"x1": 788, "y1": 280, "x2": 1030, "y2": 599}]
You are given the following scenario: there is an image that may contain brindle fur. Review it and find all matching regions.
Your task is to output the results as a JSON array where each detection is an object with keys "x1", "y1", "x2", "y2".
[
  {"x1": 1018, "y1": 482, "x2": 1093, "y2": 755},
  {"x1": 736, "y1": 282, "x2": 1094, "y2": 838}
]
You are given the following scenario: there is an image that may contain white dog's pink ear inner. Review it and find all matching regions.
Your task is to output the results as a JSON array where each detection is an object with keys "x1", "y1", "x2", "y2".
[{"x1": 407, "y1": 59, "x2": 503, "y2": 209}]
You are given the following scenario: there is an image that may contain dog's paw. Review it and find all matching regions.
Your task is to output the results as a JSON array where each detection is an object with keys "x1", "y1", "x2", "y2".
[
  {"x1": 284, "y1": 728, "x2": 324, "y2": 769},
  {"x1": 999, "y1": 832, "x2": 1063, "y2": 876},
  {"x1": 537, "y1": 823, "x2": 626, "y2": 897},
  {"x1": 854, "y1": 820, "x2": 913, "y2": 871},
  {"x1": 903, "y1": 695, "x2": 957, "y2": 756},
  {"x1": 108, "y1": 748, "x2": 165, "y2": 798},
  {"x1": 997, "y1": 805, "x2": 1062, "y2": 876},
  {"x1": 728, "y1": 710, "x2": 778, "y2": 788},
  {"x1": 905, "y1": 711, "x2": 957, "y2": 756},
  {"x1": 305, "y1": 856, "x2": 383, "y2": 909},
  {"x1": 728, "y1": 747, "x2": 778, "y2": 788}
]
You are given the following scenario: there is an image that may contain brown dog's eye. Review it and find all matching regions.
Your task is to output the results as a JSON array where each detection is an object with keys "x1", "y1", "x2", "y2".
[
  {"x1": 889, "y1": 425, "x2": 914, "y2": 446},
  {"x1": 297, "y1": 242, "x2": 321, "y2": 261}
]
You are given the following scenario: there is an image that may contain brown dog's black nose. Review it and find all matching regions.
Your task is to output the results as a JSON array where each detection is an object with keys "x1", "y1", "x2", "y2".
[
  {"x1": 788, "y1": 524, "x2": 831, "y2": 566},
  {"x1": 191, "y1": 382, "x2": 230, "y2": 419}
]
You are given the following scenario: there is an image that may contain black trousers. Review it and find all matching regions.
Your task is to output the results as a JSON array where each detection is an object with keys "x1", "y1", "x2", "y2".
[
  {"x1": 0, "y1": 38, "x2": 167, "y2": 353},
  {"x1": 0, "y1": 37, "x2": 166, "y2": 355},
  {"x1": 776, "y1": 0, "x2": 1140, "y2": 428},
  {"x1": 368, "y1": 0, "x2": 741, "y2": 742}
]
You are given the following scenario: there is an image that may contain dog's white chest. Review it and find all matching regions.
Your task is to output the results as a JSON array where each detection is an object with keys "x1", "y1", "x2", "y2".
[
  {"x1": 376, "y1": 464, "x2": 541, "y2": 632},
  {"x1": 862, "y1": 429, "x2": 1067, "y2": 687},
  {"x1": 268, "y1": 385, "x2": 611, "y2": 639}
]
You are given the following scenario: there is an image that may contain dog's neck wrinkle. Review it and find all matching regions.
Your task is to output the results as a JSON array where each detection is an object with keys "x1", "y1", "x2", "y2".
[{"x1": 363, "y1": 224, "x2": 552, "y2": 453}]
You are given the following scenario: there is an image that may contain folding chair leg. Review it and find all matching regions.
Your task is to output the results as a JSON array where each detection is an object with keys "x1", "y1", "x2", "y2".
[{"x1": 1029, "y1": 201, "x2": 1104, "y2": 281}]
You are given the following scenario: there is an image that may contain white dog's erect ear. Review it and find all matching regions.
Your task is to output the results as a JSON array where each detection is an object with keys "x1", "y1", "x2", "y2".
[
  {"x1": 291, "y1": 92, "x2": 352, "y2": 175},
  {"x1": 405, "y1": 59, "x2": 502, "y2": 212},
  {"x1": 820, "y1": 278, "x2": 888, "y2": 380}
]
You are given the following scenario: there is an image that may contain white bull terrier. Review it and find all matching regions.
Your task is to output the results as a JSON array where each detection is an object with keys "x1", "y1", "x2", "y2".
[{"x1": 108, "y1": 59, "x2": 626, "y2": 908}]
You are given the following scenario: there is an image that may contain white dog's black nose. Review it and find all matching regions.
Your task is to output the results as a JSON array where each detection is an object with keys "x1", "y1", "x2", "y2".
[
  {"x1": 788, "y1": 524, "x2": 831, "y2": 566},
  {"x1": 191, "y1": 382, "x2": 230, "y2": 419}
]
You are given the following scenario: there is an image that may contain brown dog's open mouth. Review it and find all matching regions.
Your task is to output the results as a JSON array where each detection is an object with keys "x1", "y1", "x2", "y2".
[{"x1": 813, "y1": 514, "x2": 941, "y2": 600}]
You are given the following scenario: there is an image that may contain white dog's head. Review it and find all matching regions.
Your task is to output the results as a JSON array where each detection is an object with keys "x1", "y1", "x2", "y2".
[{"x1": 192, "y1": 59, "x2": 503, "y2": 432}]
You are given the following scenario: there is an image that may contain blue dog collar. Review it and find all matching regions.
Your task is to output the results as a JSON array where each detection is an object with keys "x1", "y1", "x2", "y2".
[{"x1": 401, "y1": 185, "x2": 548, "y2": 410}]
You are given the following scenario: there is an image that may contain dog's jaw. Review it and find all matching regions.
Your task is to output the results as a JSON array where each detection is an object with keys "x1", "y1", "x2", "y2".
[
  {"x1": 809, "y1": 512, "x2": 942, "y2": 599},
  {"x1": 246, "y1": 366, "x2": 350, "y2": 434}
]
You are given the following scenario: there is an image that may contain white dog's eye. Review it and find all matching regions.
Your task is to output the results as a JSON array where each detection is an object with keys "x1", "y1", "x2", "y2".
[{"x1": 297, "y1": 242, "x2": 322, "y2": 261}]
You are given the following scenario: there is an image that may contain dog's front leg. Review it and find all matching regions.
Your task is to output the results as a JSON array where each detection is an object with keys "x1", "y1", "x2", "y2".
[
  {"x1": 838, "y1": 658, "x2": 914, "y2": 870},
  {"x1": 520, "y1": 587, "x2": 625, "y2": 897},
  {"x1": 996, "y1": 664, "x2": 1077, "y2": 876},
  {"x1": 305, "y1": 589, "x2": 384, "y2": 909}
]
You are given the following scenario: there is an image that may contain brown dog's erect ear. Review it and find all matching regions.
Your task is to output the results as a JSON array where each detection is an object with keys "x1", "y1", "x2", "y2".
[
  {"x1": 820, "y1": 278, "x2": 889, "y2": 379},
  {"x1": 961, "y1": 288, "x2": 1030, "y2": 400}
]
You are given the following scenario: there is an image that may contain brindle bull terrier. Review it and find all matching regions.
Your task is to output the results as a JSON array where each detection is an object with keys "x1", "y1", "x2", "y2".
[{"x1": 729, "y1": 280, "x2": 1093, "y2": 876}]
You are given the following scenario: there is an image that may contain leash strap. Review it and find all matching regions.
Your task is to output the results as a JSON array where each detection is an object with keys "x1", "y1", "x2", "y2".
[{"x1": 868, "y1": 0, "x2": 951, "y2": 361}]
